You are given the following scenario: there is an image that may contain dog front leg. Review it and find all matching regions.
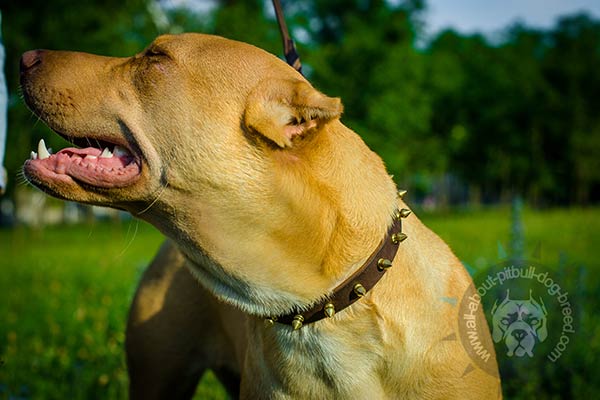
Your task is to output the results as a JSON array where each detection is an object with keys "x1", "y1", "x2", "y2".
[{"x1": 126, "y1": 239, "x2": 239, "y2": 399}]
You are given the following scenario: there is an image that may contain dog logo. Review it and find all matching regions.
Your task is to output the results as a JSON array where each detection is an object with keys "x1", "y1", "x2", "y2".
[{"x1": 490, "y1": 289, "x2": 548, "y2": 357}]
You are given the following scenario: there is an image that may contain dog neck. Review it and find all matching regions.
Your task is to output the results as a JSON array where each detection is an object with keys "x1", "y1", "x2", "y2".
[
  {"x1": 270, "y1": 210, "x2": 407, "y2": 329},
  {"x1": 144, "y1": 121, "x2": 401, "y2": 318}
]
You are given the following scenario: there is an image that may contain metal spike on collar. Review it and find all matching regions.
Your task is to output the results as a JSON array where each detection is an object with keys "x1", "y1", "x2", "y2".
[
  {"x1": 377, "y1": 258, "x2": 393, "y2": 271},
  {"x1": 393, "y1": 208, "x2": 411, "y2": 221},
  {"x1": 292, "y1": 315, "x2": 304, "y2": 330},
  {"x1": 324, "y1": 303, "x2": 335, "y2": 318},
  {"x1": 391, "y1": 232, "x2": 408, "y2": 244},
  {"x1": 353, "y1": 283, "x2": 367, "y2": 297},
  {"x1": 272, "y1": 209, "x2": 403, "y2": 329}
]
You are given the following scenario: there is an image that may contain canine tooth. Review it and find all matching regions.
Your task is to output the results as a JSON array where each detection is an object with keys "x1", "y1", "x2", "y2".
[
  {"x1": 100, "y1": 148, "x2": 113, "y2": 158},
  {"x1": 113, "y1": 146, "x2": 129, "y2": 157},
  {"x1": 38, "y1": 139, "x2": 50, "y2": 160},
  {"x1": 30, "y1": 151, "x2": 38, "y2": 160}
]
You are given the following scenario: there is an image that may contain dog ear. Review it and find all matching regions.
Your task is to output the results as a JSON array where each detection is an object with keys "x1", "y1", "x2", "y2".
[{"x1": 244, "y1": 79, "x2": 343, "y2": 148}]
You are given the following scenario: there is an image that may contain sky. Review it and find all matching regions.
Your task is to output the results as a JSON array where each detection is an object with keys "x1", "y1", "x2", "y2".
[
  {"x1": 425, "y1": 0, "x2": 600, "y2": 35},
  {"x1": 165, "y1": 0, "x2": 600, "y2": 36}
]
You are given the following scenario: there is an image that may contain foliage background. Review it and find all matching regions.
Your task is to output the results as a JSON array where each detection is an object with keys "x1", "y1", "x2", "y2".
[
  {"x1": 2, "y1": 0, "x2": 600, "y2": 206},
  {"x1": 0, "y1": 0, "x2": 599, "y2": 399}
]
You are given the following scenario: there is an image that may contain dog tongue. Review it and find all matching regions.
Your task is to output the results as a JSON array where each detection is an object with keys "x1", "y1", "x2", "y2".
[{"x1": 27, "y1": 143, "x2": 140, "y2": 188}]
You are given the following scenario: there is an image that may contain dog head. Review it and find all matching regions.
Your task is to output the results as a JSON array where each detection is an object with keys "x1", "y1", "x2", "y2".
[
  {"x1": 490, "y1": 290, "x2": 548, "y2": 357},
  {"x1": 20, "y1": 33, "x2": 343, "y2": 206},
  {"x1": 20, "y1": 34, "x2": 398, "y2": 315}
]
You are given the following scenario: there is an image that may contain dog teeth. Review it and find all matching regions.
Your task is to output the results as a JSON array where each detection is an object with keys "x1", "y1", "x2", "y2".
[
  {"x1": 29, "y1": 140, "x2": 131, "y2": 162},
  {"x1": 100, "y1": 147, "x2": 113, "y2": 158},
  {"x1": 113, "y1": 145, "x2": 129, "y2": 157},
  {"x1": 38, "y1": 139, "x2": 50, "y2": 160}
]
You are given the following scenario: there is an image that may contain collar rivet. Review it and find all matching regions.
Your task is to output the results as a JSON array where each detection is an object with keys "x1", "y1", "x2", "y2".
[
  {"x1": 273, "y1": 209, "x2": 404, "y2": 329},
  {"x1": 391, "y1": 232, "x2": 408, "y2": 244},
  {"x1": 377, "y1": 258, "x2": 393, "y2": 271},
  {"x1": 353, "y1": 283, "x2": 367, "y2": 297},
  {"x1": 324, "y1": 303, "x2": 335, "y2": 318},
  {"x1": 323, "y1": 303, "x2": 335, "y2": 318},
  {"x1": 292, "y1": 315, "x2": 304, "y2": 330}
]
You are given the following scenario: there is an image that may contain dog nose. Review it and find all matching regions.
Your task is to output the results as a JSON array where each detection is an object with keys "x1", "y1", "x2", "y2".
[
  {"x1": 20, "y1": 50, "x2": 45, "y2": 72},
  {"x1": 511, "y1": 329, "x2": 527, "y2": 341}
]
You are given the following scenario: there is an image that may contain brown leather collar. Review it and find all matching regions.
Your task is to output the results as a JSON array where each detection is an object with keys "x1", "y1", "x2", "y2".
[{"x1": 266, "y1": 206, "x2": 410, "y2": 330}]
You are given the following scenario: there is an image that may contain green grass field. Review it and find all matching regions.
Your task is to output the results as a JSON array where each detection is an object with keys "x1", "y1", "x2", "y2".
[
  {"x1": 424, "y1": 206, "x2": 599, "y2": 270},
  {"x1": 0, "y1": 207, "x2": 598, "y2": 399}
]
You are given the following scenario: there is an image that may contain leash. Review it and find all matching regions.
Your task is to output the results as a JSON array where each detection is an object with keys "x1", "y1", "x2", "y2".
[{"x1": 271, "y1": 0, "x2": 303, "y2": 75}]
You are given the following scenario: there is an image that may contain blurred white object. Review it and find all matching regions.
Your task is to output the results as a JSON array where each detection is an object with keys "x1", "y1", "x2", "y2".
[{"x1": 0, "y1": 11, "x2": 7, "y2": 194}]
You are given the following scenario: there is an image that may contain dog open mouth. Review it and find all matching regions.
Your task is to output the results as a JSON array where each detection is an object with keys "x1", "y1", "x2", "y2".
[{"x1": 24, "y1": 137, "x2": 141, "y2": 189}]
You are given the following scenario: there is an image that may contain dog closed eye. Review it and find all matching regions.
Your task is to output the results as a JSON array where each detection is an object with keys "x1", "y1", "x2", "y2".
[{"x1": 145, "y1": 45, "x2": 170, "y2": 58}]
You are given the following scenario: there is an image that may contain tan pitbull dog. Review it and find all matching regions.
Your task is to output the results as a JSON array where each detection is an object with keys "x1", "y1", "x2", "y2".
[{"x1": 20, "y1": 33, "x2": 501, "y2": 399}]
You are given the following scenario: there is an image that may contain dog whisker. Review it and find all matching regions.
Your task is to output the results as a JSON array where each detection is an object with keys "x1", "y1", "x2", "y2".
[
  {"x1": 70, "y1": 101, "x2": 83, "y2": 117},
  {"x1": 136, "y1": 182, "x2": 168, "y2": 216},
  {"x1": 116, "y1": 218, "x2": 140, "y2": 259},
  {"x1": 15, "y1": 169, "x2": 31, "y2": 187}
]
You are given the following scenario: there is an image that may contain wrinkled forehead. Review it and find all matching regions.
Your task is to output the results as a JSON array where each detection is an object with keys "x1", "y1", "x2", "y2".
[{"x1": 149, "y1": 33, "x2": 300, "y2": 83}]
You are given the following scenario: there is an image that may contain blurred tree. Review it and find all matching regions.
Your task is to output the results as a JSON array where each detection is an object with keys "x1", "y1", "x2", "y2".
[
  {"x1": 429, "y1": 30, "x2": 532, "y2": 203},
  {"x1": 1, "y1": 1, "x2": 599, "y2": 205},
  {"x1": 290, "y1": 1, "x2": 441, "y2": 195},
  {"x1": 541, "y1": 13, "x2": 600, "y2": 204},
  {"x1": 210, "y1": 0, "x2": 279, "y2": 54},
  {"x1": 427, "y1": 13, "x2": 600, "y2": 205}
]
